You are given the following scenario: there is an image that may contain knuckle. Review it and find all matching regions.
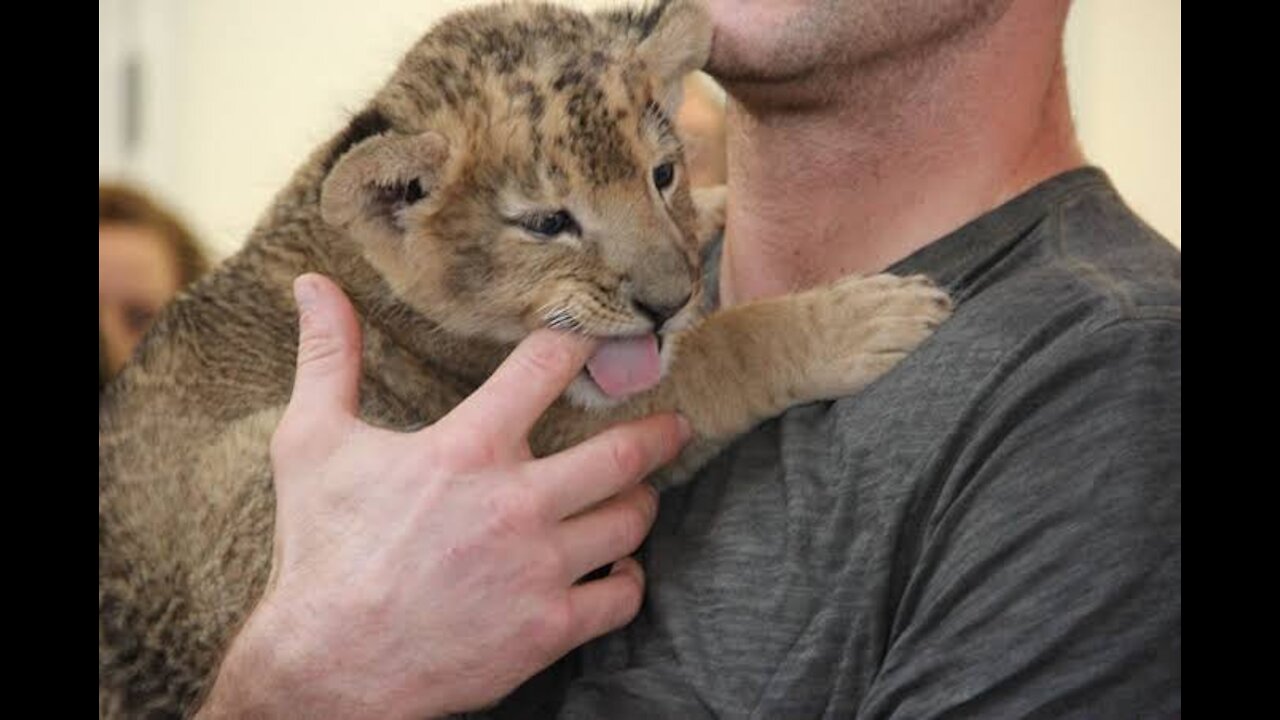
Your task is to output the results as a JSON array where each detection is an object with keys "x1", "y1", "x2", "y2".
[
  {"x1": 614, "y1": 501, "x2": 655, "y2": 551},
  {"x1": 296, "y1": 322, "x2": 350, "y2": 370},
  {"x1": 608, "y1": 436, "x2": 648, "y2": 479},
  {"x1": 481, "y1": 486, "x2": 537, "y2": 536},
  {"x1": 431, "y1": 431, "x2": 497, "y2": 473},
  {"x1": 516, "y1": 339, "x2": 572, "y2": 378},
  {"x1": 661, "y1": 418, "x2": 687, "y2": 459},
  {"x1": 638, "y1": 482, "x2": 660, "y2": 521},
  {"x1": 621, "y1": 572, "x2": 645, "y2": 612},
  {"x1": 269, "y1": 415, "x2": 327, "y2": 463},
  {"x1": 529, "y1": 543, "x2": 568, "y2": 584},
  {"x1": 608, "y1": 571, "x2": 645, "y2": 627},
  {"x1": 513, "y1": 474, "x2": 555, "y2": 519},
  {"x1": 524, "y1": 599, "x2": 573, "y2": 654}
]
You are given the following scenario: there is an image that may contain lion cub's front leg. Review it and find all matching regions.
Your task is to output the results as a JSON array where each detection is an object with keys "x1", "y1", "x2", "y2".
[{"x1": 632, "y1": 274, "x2": 951, "y2": 487}]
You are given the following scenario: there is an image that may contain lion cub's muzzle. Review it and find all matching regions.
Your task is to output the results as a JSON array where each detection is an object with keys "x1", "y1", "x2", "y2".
[{"x1": 632, "y1": 291, "x2": 692, "y2": 331}]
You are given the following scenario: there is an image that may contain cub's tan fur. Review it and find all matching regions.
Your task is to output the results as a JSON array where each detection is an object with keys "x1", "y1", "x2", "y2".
[{"x1": 98, "y1": 1, "x2": 950, "y2": 716}]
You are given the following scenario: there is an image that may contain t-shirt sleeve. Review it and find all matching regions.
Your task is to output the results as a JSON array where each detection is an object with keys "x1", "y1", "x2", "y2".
[{"x1": 857, "y1": 316, "x2": 1181, "y2": 719}]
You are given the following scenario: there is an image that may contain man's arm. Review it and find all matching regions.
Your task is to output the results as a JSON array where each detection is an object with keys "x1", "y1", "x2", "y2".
[
  {"x1": 197, "y1": 274, "x2": 691, "y2": 719},
  {"x1": 859, "y1": 316, "x2": 1181, "y2": 718}
]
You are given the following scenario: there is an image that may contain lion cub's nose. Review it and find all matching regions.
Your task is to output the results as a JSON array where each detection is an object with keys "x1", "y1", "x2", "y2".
[{"x1": 633, "y1": 293, "x2": 691, "y2": 328}]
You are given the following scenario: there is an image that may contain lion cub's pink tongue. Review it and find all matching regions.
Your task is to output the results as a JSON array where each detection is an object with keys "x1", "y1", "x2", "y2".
[{"x1": 587, "y1": 334, "x2": 661, "y2": 398}]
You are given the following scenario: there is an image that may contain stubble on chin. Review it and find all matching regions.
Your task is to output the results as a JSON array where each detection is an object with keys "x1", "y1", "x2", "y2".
[{"x1": 705, "y1": 0, "x2": 1015, "y2": 87}]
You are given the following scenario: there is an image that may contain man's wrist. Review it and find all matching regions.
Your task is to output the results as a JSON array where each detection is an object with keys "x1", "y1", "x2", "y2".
[
  {"x1": 196, "y1": 604, "x2": 293, "y2": 718},
  {"x1": 195, "y1": 595, "x2": 452, "y2": 720},
  {"x1": 196, "y1": 594, "x2": 346, "y2": 718}
]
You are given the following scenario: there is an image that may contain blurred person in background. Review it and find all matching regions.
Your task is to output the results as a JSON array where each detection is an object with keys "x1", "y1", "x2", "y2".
[{"x1": 99, "y1": 183, "x2": 211, "y2": 388}]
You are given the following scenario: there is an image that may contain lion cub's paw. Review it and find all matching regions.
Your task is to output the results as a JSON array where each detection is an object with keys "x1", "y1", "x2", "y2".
[{"x1": 802, "y1": 273, "x2": 952, "y2": 398}]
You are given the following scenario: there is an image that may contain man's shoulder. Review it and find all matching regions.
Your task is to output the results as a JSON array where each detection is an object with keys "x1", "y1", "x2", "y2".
[
  {"x1": 1003, "y1": 177, "x2": 1179, "y2": 327},
  {"x1": 938, "y1": 176, "x2": 1179, "y2": 368},
  {"x1": 823, "y1": 175, "x2": 1180, "y2": 452}
]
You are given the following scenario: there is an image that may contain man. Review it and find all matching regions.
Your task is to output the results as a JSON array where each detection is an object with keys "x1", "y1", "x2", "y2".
[{"x1": 201, "y1": 0, "x2": 1180, "y2": 716}]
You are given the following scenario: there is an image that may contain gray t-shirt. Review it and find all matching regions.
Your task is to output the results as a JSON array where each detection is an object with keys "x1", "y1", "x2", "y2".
[{"x1": 495, "y1": 167, "x2": 1181, "y2": 718}]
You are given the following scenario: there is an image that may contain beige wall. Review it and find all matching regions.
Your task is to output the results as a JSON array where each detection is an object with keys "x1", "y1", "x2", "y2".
[
  {"x1": 1066, "y1": 0, "x2": 1181, "y2": 248},
  {"x1": 167, "y1": 0, "x2": 476, "y2": 255},
  {"x1": 100, "y1": 0, "x2": 1181, "y2": 257}
]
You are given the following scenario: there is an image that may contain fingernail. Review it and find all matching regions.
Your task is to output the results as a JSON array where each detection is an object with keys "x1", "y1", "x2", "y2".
[
  {"x1": 294, "y1": 275, "x2": 318, "y2": 310},
  {"x1": 675, "y1": 414, "x2": 693, "y2": 443}
]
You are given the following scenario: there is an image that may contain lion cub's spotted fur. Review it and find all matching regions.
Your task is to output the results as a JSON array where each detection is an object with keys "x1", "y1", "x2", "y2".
[{"x1": 99, "y1": 1, "x2": 950, "y2": 715}]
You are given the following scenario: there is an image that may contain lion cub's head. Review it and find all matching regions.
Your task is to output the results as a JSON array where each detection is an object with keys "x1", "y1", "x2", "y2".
[{"x1": 318, "y1": 0, "x2": 713, "y2": 406}]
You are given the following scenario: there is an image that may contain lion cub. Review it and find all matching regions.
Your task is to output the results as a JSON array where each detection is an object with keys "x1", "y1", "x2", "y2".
[{"x1": 99, "y1": 0, "x2": 950, "y2": 715}]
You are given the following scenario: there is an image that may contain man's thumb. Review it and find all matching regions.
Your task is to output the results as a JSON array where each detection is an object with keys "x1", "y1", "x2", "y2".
[{"x1": 286, "y1": 273, "x2": 363, "y2": 424}]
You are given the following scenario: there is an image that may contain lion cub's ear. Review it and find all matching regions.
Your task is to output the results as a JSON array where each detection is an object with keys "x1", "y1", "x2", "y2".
[
  {"x1": 635, "y1": 0, "x2": 713, "y2": 113},
  {"x1": 320, "y1": 130, "x2": 450, "y2": 249}
]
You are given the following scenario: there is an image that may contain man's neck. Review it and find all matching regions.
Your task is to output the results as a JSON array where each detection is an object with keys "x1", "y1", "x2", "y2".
[{"x1": 717, "y1": 3, "x2": 1086, "y2": 307}]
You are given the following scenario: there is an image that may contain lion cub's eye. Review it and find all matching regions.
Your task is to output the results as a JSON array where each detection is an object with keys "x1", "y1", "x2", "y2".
[
  {"x1": 652, "y1": 162, "x2": 675, "y2": 191},
  {"x1": 521, "y1": 210, "x2": 580, "y2": 238},
  {"x1": 403, "y1": 178, "x2": 425, "y2": 204}
]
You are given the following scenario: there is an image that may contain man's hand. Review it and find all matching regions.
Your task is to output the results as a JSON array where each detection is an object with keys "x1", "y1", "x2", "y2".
[{"x1": 199, "y1": 273, "x2": 690, "y2": 719}]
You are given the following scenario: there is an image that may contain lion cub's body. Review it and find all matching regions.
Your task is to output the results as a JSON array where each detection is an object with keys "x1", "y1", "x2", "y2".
[{"x1": 99, "y1": 1, "x2": 949, "y2": 716}]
